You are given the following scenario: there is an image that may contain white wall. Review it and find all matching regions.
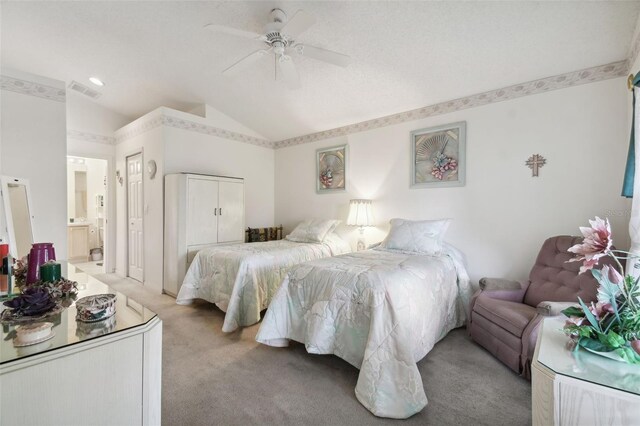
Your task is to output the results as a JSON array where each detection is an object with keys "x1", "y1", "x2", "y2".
[
  {"x1": 274, "y1": 77, "x2": 632, "y2": 284},
  {"x1": 1, "y1": 69, "x2": 67, "y2": 258},
  {"x1": 163, "y1": 128, "x2": 275, "y2": 228},
  {"x1": 67, "y1": 93, "x2": 130, "y2": 136}
]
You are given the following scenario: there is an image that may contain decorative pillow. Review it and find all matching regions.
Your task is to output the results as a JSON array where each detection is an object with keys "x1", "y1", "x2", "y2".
[
  {"x1": 378, "y1": 218, "x2": 450, "y2": 255},
  {"x1": 285, "y1": 219, "x2": 340, "y2": 243}
]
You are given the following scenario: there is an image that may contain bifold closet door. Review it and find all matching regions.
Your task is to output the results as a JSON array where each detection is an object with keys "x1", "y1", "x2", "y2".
[
  {"x1": 217, "y1": 181, "x2": 244, "y2": 243},
  {"x1": 187, "y1": 178, "x2": 219, "y2": 245}
]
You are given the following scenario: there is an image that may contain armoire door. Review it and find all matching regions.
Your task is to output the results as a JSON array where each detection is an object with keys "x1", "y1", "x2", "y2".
[
  {"x1": 217, "y1": 181, "x2": 244, "y2": 243},
  {"x1": 187, "y1": 178, "x2": 218, "y2": 245}
]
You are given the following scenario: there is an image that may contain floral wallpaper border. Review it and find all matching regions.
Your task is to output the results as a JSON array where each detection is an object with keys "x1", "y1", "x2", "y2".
[
  {"x1": 67, "y1": 129, "x2": 116, "y2": 145},
  {"x1": 1, "y1": 75, "x2": 66, "y2": 103},
  {"x1": 4, "y1": 59, "x2": 628, "y2": 150},
  {"x1": 274, "y1": 60, "x2": 629, "y2": 148},
  {"x1": 115, "y1": 113, "x2": 274, "y2": 148}
]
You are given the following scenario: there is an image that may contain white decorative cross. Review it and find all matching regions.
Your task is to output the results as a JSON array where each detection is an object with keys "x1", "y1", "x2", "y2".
[{"x1": 526, "y1": 154, "x2": 546, "y2": 177}]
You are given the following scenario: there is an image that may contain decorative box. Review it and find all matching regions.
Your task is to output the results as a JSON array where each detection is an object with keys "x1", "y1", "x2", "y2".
[
  {"x1": 13, "y1": 321, "x2": 55, "y2": 347},
  {"x1": 75, "y1": 294, "x2": 116, "y2": 323}
]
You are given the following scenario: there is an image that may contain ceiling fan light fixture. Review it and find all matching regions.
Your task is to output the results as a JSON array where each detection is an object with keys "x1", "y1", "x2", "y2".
[{"x1": 207, "y1": 8, "x2": 350, "y2": 88}]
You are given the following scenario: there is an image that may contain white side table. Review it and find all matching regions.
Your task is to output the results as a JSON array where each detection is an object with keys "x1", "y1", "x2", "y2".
[{"x1": 532, "y1": 317, "x2": 640, "y2": 426}]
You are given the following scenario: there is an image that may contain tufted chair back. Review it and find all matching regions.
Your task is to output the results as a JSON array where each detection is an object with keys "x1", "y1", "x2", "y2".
[{"x1": 523, "y1": 235, "x2": 617, "y2": 307}]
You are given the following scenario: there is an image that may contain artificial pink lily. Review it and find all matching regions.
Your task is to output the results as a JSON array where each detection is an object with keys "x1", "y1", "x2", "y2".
[
  {"x1": 601, "y1": 264, "x2": 624, "y2": 285},
  {"x1": 568, "y1": 216, "x2": 614, "y2": 274},
  {"x1": 588, "y1": 301, "x2": 614, "y2": 320}
]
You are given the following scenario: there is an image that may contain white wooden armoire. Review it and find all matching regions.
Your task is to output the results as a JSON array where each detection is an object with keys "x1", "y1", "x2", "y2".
[{"x1": 163, "y1": 173, "x2": 244, "y2": 296}]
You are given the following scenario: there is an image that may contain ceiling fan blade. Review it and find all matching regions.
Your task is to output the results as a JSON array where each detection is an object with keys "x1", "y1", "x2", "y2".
[
  {"x1": 278, "y1": 55, "x2": 300, "y2": 89},
  {"x1": 280, "y1": 10, "x2": 316, "y2": 39},
  {"x1": 204, "y1": 23, "x2": 265, "y2": 41},
  {"x1": 295, "y1": 44, "x2": 351, "y2": 68},
  {"x1": 223, "y1": 49, "x2": 270, "y2": 76}
]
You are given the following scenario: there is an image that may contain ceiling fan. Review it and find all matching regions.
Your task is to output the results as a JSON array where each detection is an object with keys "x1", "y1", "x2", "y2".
[{"x1": 205, "y1": 8, "x2": 351, "y2": 89}]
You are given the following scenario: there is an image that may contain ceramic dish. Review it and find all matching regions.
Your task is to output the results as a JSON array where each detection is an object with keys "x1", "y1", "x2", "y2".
[
  {"x1": 76, "y1": 314, "x2": 116, "y2": 339},
  {"x1": 75, "y1": 294, "x2": 116, "y2": 323}
]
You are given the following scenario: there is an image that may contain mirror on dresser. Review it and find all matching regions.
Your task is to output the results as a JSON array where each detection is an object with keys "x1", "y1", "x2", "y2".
[{"x1": 0, "y1": 176, "x2": 35, "y2": 259}]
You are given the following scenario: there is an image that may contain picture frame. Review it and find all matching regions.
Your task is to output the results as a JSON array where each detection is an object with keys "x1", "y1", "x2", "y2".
[
  {"x1": 410, "y1": 121, "x2": 466, "y2": 188},
  {"x1": 316, "y1": 144, "x2": 347, "y2": 193}
]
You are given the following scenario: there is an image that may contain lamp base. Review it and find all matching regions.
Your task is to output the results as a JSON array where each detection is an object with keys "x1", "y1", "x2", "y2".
[{"x1": 356, "y1": 238, "x2": 366, "y2": 251}]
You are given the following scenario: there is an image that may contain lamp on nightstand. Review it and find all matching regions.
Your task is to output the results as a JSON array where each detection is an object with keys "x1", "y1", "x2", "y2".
[{"x1": 347, "y1": 199, "x2": 374, "y2": 251}]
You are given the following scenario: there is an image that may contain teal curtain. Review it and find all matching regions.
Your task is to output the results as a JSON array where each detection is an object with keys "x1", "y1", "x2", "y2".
[{"x1": 622, "y1": 72, "x2": 640, "y2": 198}]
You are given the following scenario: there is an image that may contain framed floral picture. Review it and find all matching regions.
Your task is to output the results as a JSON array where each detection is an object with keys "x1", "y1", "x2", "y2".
[
  {"x1": 410, "y1": 121, "x2": 466, "y2": 188},
  {"x1": 316, "y1": 144, "x2": 347, "y2": 193}
]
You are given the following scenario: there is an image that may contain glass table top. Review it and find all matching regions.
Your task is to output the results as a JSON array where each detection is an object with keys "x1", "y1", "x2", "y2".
[
  {"x1": 1, "y1": 263, "x2": 156, "y2": 365},
  {"x1": 538, "y1": 316, "x2": 640, "y2": 395}
]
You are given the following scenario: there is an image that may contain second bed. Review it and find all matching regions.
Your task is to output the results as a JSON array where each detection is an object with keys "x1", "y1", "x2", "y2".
[
  {"x1": 256, "y1": 218, "x2": 472, "y2": 419},
  {"x1": 177, "y1": 225, "x2": 350, "y2": 332}
]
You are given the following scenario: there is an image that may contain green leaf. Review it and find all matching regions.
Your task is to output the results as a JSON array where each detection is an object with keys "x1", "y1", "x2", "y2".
[
  {"x1": 578, "y1": 297, "x2": 602, "y2": 333},
  {"x1": 562, "y1": 306, "x2": 584, "y2": 318},
  {"x1": 592, "y1": 269, "x2": 621, "y2": 321},
  {"x1": 604, "y1": 331, "x2": 626, "y2": 349},
  {"x1": 579, "y1": 337, "x2": 614, "y2": 353},
  {"x1": 614, "y1": 346, "x2": 640, "y2": 365}
]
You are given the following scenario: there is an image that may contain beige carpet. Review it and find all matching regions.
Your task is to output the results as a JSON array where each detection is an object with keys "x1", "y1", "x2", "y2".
[{"x1": 95, "y1": 273, "x2": 531, "y2": 426}]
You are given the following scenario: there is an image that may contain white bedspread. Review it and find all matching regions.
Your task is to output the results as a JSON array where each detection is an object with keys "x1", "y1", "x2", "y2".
[
  {"x1": 255, "y1": 244, "x2": 471, "y2": 419},
  {"x1": 176, "y1": 234, "x2": 351, "y2": 332}
]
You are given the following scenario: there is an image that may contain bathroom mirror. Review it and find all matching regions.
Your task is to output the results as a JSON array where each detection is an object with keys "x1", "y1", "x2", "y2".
[
  {"x1": 74, "y1": 170, "x2": 88, "y2": 219},
  {"x1": 0, "y1": 176, "x2": 35, "y2": 259}
]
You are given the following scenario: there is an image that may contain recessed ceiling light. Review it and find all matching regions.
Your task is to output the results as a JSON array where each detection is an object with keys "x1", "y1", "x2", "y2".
[{"x1": 89, "y1": 77, "x2": 104, "y2": 87}]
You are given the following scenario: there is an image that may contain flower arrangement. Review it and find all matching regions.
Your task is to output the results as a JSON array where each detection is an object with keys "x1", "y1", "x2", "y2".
[
  {"x1": 319, "y1": 168, "x2": 333, "y2": 188},
  {"x1": 562, "y1": 217, "x2": 640, "y2": 364},
  {"x1": 431, "y1": 152, "x2": 458, "y2": 180},
  {"x1": 1, "y1": 259, "x2": 79, "y2": 322}
]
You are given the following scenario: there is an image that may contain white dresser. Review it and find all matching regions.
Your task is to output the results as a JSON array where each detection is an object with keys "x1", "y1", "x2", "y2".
[
  {"x1": 163, "y1": 173, "x2": 245, "y2": 296},
  {"x1": 532, "y1": 317, "x2": 640, "y2": 426},
  {"x1": 0, "y1": 264, "x2": 162, "y2": 426}
]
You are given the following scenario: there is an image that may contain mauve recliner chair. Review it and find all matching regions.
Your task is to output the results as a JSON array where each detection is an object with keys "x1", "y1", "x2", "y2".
[{"x1": 467, "y1": 235, "x2": 616, "y2": 379}]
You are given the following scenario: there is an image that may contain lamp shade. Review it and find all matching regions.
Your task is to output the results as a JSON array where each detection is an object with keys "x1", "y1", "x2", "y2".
[{"x1": 347, "y1": 199, "x2": 374, "y2": 227}]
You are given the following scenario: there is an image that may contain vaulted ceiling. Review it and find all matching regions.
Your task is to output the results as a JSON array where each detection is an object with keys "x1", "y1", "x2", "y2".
[{"x1": 2, "y1": 1, "x2": 639, "y2": 140}]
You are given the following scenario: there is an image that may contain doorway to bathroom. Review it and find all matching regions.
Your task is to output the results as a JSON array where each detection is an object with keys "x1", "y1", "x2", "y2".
[{"x1": 67, "y1": 156, "x2": 109, "y2": 275}]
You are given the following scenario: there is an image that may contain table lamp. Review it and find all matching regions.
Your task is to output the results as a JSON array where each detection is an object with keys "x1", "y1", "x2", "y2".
[{"x1": 347, "y1": 199, "x2": 374, "y2": 251}]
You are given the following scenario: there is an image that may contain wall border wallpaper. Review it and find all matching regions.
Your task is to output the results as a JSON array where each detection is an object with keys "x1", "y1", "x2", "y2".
[
  {"x1": 67, "y1": 129, "x2": 116, "y2": 145},
  {"x1": 114, "y1": 112, "x2": 274, "y2": 149},
  {"x1": 274, "y1": 61, "x2": 628, "y2": 149},
  {"x1": 1, "y1": 75, "x2": 66, "y2": 103}
]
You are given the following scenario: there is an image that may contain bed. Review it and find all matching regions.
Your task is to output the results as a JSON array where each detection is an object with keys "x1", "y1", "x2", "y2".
[
  {"x1": 176, "y1": 220, "x2": 351, "y2": 332},
  {"x1": 255, "y1": 219, "x2": 472, "y2": 419}
]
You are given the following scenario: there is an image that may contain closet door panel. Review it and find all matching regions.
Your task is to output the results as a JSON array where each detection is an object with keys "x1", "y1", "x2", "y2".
[
  {"x1": 217, "y1": 181, "x2": 244, "y2": 243},
  {"x1": 187, "y1": 178, "x2": 218, "y2": 245}
]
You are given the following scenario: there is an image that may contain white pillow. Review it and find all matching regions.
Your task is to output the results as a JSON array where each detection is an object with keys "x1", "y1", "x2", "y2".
[
  {"x1": 378, "y1": 218, "x2": 450, "y2": 255},
  {"x1": 285, "y1": 219, "x2": 340, "y2": 243}
]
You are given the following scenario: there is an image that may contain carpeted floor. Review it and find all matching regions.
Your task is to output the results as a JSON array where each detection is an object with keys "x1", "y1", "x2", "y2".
[{"x1": 95, "y1": 273, "x2": 532, "y2": 426}]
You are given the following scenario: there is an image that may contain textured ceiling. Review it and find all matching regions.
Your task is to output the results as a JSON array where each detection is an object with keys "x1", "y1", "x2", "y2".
[{"x1": 2, "y1": 1, "x2": 639, "y2": 140}]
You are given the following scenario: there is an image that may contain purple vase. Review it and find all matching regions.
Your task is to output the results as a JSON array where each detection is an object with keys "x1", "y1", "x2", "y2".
[{"x1": 26, "y1": 243, "x2": 56, "y2": 284}]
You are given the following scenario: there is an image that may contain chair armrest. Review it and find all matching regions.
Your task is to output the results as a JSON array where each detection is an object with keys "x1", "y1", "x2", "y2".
[
  {"x1": 536, "y1": 301, "x2": 578, "y2": 317},
  {"x1": 472, "y1": 278, "x2": 530, "y2": 305},
  {"x1": 479, "y1": 277, "x2": 525, "y2": 291}
]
